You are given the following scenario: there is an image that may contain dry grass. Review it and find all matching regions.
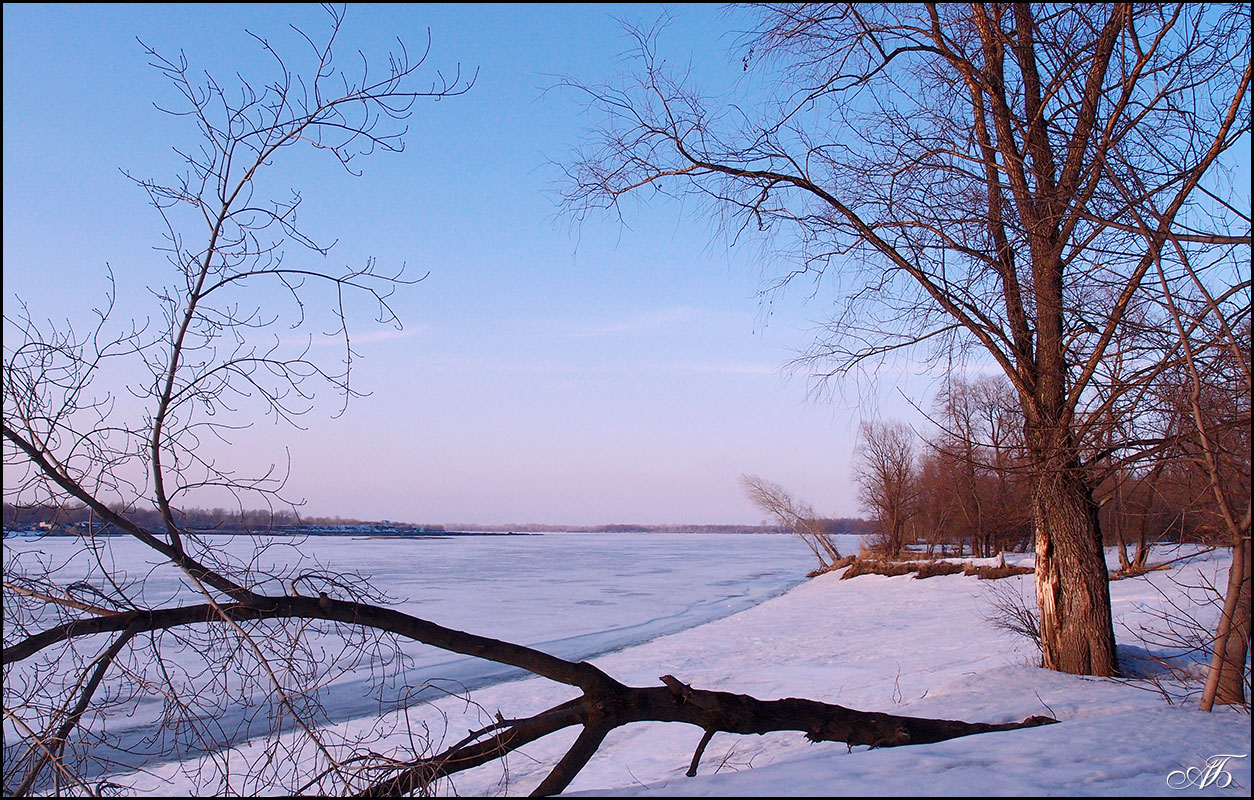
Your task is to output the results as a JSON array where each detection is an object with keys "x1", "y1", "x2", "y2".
[
  {"x1": 833, "y1": 557, "x2": 1034, "y2": 581},
  {"x1": 806, "y1": 555, "x2": 857, "y2": 578},
  {"x1": 839, "y1": 558, "x2": 920, "y2": 580},
  {"x1": 963, "y1": 563, "x2": 1034, "y2": 580},
  {"x1": 915, "y1": 560, "x2": 966, "y2": 578},
  {"x1": 1109, "y1": 564, "x2": 1168, "y2": 580}
]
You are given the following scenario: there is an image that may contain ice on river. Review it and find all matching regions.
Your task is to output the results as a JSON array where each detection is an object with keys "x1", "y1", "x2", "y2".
[{"x1": 3, "y1": 530, "x2": 829, "y2": 781}]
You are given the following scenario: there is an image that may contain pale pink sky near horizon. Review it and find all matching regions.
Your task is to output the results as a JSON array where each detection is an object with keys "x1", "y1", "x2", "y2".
[{"x1": 3, "y1": 4, "x2": 946, "y2": 526}]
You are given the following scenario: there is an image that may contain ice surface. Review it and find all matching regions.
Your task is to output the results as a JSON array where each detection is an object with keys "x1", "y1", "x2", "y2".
[{"x1": 3, "y1": 531, "x2": 826, "y2": 780}]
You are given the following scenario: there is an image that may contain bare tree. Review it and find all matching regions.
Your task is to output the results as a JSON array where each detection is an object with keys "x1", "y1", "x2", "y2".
[
  {"x1": 2, "y1": 6, "x2": 476, "y2": 793},
  {"x1": 929, "y1": 376, "x2": 1032, "y2": 557},
  {"x1": 932, "y1": 384, "x2": 990, "y2": 558},
  {"x1": 739, "y1": 473, "x2": 845, "y2": 569},
  {"x1": 913, "y1": 449, "x2": 962, "y2": 556},
  {"x1": 2, "y1": 8, "x2": 1059, "y2": 796},
  {"x1": 561, "y1": 3, "x2": 1251, "y2": 676},
  {"x1": 1152, "y1": 282, "x2": 1250, "y2": 708},
  {"x1": 853, "y1": 420, "x2": 918, "y2": 558}
]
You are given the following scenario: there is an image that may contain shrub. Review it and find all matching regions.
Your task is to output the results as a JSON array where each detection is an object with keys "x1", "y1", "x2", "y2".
[{"x1": 983, "y1": 578, "x2": 1043, "y2": 658}]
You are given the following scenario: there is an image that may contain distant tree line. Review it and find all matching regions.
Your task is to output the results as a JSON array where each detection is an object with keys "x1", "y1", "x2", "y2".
[
  {"x1": 856, "y1": 364, "x2": 1250, "y2": 567},
  {"x1": 3, "y1": 505, "x2": 865, "y2": 536},
  {"x1": 0, "y1": 503, "x2": 416, "y2": 532},
  {"x1": 558, "y1": 520, "x2": 871, "y2": 535}
]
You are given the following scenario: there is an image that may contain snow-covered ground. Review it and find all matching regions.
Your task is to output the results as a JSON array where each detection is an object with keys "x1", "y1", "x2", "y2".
[
  {"x1": 8, "y1": 536, "x2": 1250, "y2": 796},
  {"x1": 397, "y1": 544, "x2": 1251, "y2": 797}
]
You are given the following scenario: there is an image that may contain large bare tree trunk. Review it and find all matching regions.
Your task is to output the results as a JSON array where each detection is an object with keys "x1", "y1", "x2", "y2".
[{"x1": 1031, "y1": 450, "x2": 1119, "y2": 676}]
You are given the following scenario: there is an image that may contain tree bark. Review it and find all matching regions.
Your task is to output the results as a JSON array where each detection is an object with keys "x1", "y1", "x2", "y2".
[
  {"x1": 1031, "y1": 452, "x2": 1120, "y2": 676},
  {"x1": 1201, "y1": 536, "x2": 1252, "y2": 709},
  {"x1": 355, "y1": 674, "x2": 1058, "y2": 797}
]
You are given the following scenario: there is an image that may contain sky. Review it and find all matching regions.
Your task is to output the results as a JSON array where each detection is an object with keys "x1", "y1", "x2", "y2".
[{"x1": 2, "y1": 3, "x2": 939, "y2": 526}]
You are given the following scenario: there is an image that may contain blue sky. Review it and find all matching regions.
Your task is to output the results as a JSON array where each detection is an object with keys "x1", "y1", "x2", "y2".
[{"x1": 3, "y1": 4, "x2": 935, "y2": 526}]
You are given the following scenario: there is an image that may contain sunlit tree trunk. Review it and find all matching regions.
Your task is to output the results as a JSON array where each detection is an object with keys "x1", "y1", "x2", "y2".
[
  {"x1": 1201, "y1": 521, "x2": 1251, "y2": 709},
  {"x1": 1029, "y1": 446, "x2": 1118, "y2": 676}
]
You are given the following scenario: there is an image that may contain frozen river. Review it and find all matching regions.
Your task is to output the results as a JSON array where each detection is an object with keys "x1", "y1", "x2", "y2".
[{"x1": 4, "y1": 531, "x2": 841, "y2": 781}]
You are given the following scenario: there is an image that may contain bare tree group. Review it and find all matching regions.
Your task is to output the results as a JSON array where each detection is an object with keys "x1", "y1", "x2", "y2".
[
  {"x1": 855, "y1": 374, "x2": 1249, "y2": 558},
  {"x1": 563, "y1": 3, "x2": 1249, "y2": 679},
  {"x1": 853, "y1": 420, "x2": 919, "y2": 557},
  {"x1": 852, "y1": 362, "x2": 1248, "y2": 703},
  {"x1": 2, "y1": 8, "x2": 1067, "y2": 796}
]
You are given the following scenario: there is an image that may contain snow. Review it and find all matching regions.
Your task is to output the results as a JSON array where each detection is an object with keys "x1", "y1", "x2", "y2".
[
  {"x1": 7, "y1": 535, "x2": 1250, "y2": 796},
  {"x1": 441, "y1": 545, "x2": 1250, "y2": 797}
]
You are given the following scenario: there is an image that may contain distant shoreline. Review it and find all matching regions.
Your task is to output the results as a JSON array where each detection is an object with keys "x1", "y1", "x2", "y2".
[
  {"x1": 4, "y1": 503, "x2": 870, "y2": 537},
  {"x1": 2, "y1": 527, "x2": 794, "y2": 539}
]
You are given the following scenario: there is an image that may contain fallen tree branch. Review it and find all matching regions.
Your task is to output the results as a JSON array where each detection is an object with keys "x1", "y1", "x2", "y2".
[
  {"x1": 6, "y1": 592, "x2": 1059, "y2": 796},
  {"x1": 686, "y1": 728, "x2": 716, "y2": 777}
]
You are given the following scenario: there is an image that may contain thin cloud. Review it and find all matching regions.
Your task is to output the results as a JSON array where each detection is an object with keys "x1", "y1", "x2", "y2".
[
  {"x1": 524, "y1": 306, "x2": 706, "y2": 339},
  {"x1": 415, "y1": 355, "x2": 778, "y2": 377},
  {"x1": 279, "y1": 324, "x2": 430, "y2": 350}
]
